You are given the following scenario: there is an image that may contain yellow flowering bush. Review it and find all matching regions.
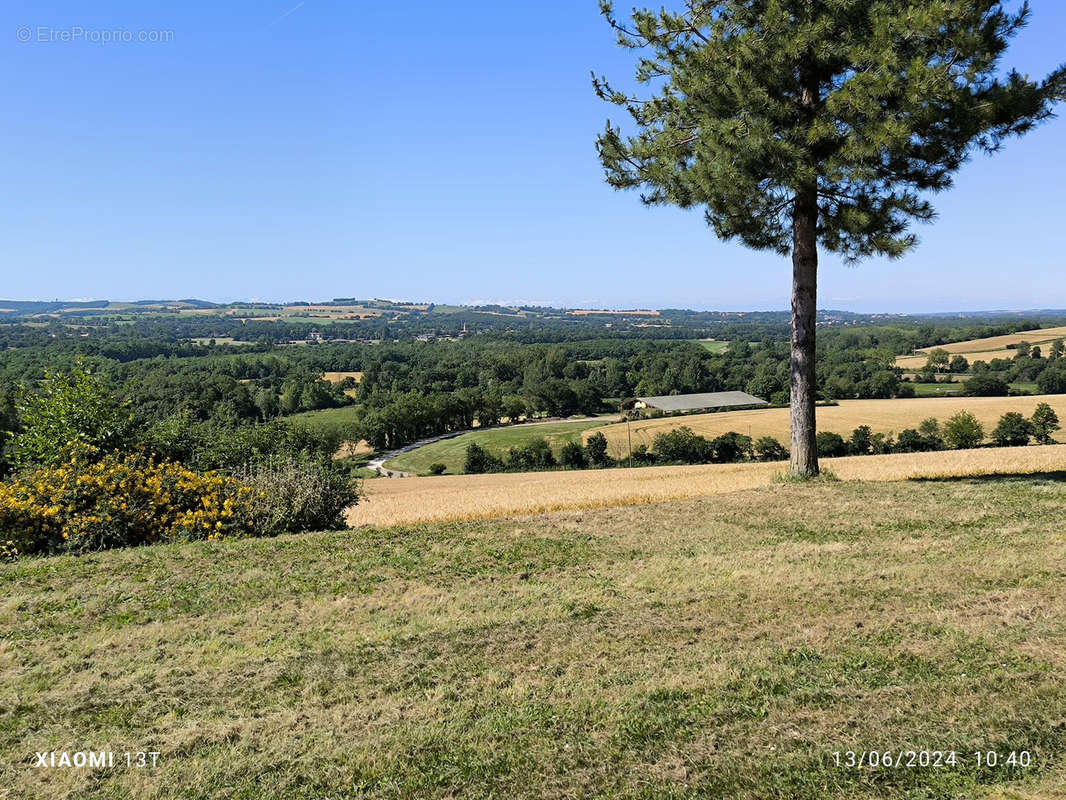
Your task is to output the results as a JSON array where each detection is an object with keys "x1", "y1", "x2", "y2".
[{"x1": 0, "y1": 444, "x2": 258, "y2": 555}]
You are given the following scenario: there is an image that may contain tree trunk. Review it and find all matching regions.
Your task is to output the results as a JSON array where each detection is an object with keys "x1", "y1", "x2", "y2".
[{"x1": 789, "y1": 180, "x2": 819, "y2": 477}]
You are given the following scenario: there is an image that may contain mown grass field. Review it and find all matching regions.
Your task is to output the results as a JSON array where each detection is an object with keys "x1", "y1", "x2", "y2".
[
  {"x1": 291, "y1": 405, "x2": 363, "y2": 440},
  {"x1": 692, "y1": 339, "x2": 730, "y2": 354},
  {"x1": 4, "y1": 475, "x2": 1066, "y2": 799},
  {"x1": 589, "y1": 396, "x2": 1066, "y2": 460},
  {"x1": 385, "y1": 418, "x2": 614, "y2": 475},
  {"x1": 908, "y1": 380, "x2": 1038, "y2": 398},
  {"x1": 911, "y1": 381, "x2": 969, "y2": 397},
  {"x1": 895, "y1": 326, "x2": 1066, "y2": 370}
]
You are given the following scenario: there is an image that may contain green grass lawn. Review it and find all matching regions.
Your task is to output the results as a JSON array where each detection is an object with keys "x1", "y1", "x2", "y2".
[
  {"x1": 692, "y1": 339, "x2": 730, "y2": 354},
  {"x1": 386, "y1": 417, "x2": 615, "y2": 475},
  {"x1": 1011, "y1": 382, "x2": 1041, "y2": 395},
  {"x1": 3, "y1": 476, "x2": 1066, "y2": 799},
  {"x1": 290, "y1": 405, "x2": 362, "y2": 439},
  {"x1": 909, "y1": 381, "x2": 1040, "y2": 398},
  {"x1": 911, "y1": 381, "x2": 968, "y2": 397}
]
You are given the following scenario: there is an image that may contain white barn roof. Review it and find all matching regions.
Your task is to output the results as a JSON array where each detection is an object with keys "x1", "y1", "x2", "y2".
[{"x1": 635, "y1": 391, "x2": 768, "y2": 413}]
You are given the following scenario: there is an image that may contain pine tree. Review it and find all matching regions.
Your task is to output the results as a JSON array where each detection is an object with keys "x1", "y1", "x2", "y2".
[{"x1": 594, "y1": 0, "x2": 1065, "y2": 475}]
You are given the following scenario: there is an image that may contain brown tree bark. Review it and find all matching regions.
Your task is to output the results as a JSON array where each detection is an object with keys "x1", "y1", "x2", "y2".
[{"x1": 789, "y1": 180, "x2": 819, "y2": 477}]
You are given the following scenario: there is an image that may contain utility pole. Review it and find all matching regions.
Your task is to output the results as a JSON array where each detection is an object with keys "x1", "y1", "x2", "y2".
[
  {"x1": 620, "y1": 400, "x2": 634, "y2": 468},
  {"x1": 627, "y1": 414, "x2": 633, "y2": 468}
]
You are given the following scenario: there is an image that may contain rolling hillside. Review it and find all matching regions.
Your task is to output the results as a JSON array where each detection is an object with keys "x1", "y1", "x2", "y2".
[
  {"x1": 896, "y1": 326, "x2": 1066, "y2": 370},
  {"x1": 5, "y1": 476, "x2": 1066, "y2": 799}
]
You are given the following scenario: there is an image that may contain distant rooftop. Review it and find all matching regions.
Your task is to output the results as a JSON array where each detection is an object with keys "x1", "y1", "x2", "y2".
[{"x1": 632, "y1": 391, "x2": 768, "y2": 413}]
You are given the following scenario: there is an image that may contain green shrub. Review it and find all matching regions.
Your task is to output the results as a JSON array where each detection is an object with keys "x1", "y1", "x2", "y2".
[
  {"x1": 870, "y1": 431, "x2": 895, "y2": 454},
  {"x1": 815, "y1": 431, "x2": 847, "y2": 458},
  {"x1": 428, "y1": 462, "x2": 447, "y2": 475},
  {"x1": 464, "y1": 443, "x2": 503, "y2": 474},
  {"x1": 754, "y1": 436, "x2": 788, "y2": 461},
  {"x1": 895, "y1": 429, "x2": 925, "y2": 453},
  {"x1": 918, "y1": 418, "x2": 944, "y2": 450},
  {"x1": 8, "y1": 367, "x2": 135, "y2": 469},
  {"x1": 653, "y1": 426, "x2": 710, "y2": 463},
  {"x1": 963, "y1": 374, "x2": 1010, "y2": 397},
  {"x1": 848, "y1": 425, "x2": 873, "y2": 455},
  {"x1": 943, "y1": 411, "x2": 984, "y2": 450},
  {"x1": 148, "y1": 416, "x2": 344, "y2": 471},
  {"x1": 631, "y1": 444, "x2": 657, "y2": 464},
  {"x1": 991, "y1": 412, "x2": 1033, "y2": 448},
  {"x1": 1031, "y1": 403, "x2": 1061, "y2": 445},
  {"x1": 585, "y1": 432, "x2": 612, "y2": 466},
  {"x1": 710, "y1": 432, "x2": 752, "y2": 462},
  {"x1": 236, "y1": 457, "x2": 359, "y2": 534},
  {"x1": 506, "y1": 438, "x2": 557, "y2": 470},
  {"x1": 559, "y1": 441, "x2": 588, "y2": 469}
]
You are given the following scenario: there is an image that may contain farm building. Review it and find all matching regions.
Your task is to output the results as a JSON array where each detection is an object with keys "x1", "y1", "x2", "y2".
[{"x1": 625, "y1": 391, "x2": 768, "y2": 414}]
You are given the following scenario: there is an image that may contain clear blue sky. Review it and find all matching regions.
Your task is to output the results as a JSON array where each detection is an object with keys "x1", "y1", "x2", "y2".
[{"x1": 2, "y1": 1, "x2": 1063, "y2": 312}]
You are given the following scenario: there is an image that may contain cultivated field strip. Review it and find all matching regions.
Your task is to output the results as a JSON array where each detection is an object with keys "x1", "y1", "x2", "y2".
[
  {"x1": 895, "y1": 349, "x2": 1027, "y2": 370},
  {"x1": 347, "y1": 444, "x2": 1066, "y2": 526},
  {"x1": 590, "y1": 395, "x2": 1066, "y2": 459},
  {"x1": 894, "y1": 325, "x2": 1066, "y2": 368},
  {"x1": 918, "y1": 325, "x2": 1066, "y2": 354}
]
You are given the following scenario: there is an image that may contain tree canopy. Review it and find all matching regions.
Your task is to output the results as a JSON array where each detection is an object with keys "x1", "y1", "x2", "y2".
[{"x1": 594, "y1": 0, "x2": 1065, "y2": 261}]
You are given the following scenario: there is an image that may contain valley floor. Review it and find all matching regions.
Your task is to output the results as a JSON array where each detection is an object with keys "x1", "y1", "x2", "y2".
[{"x1": 3, "y1": 475, "x2": 1066, "y2": 798}]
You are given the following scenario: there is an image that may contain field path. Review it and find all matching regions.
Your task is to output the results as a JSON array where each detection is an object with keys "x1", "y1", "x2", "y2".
[{"x1": 348, "y1": 444, "x2": 1066, "y2": 526}]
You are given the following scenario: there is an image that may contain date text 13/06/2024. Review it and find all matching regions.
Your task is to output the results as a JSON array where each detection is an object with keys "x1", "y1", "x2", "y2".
[{"x1": 832, "y1": 751, "x2": 1032, "y2": 769}]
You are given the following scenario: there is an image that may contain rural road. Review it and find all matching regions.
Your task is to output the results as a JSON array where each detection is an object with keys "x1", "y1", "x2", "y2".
[{"x1": 366, "y1": 415, "x2": 613, "y2": 478}]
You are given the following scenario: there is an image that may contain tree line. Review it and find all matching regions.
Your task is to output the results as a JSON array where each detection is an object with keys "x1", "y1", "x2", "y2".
[{"x1": 461, "y1": 405, "x2": 1060, "y2": 475}]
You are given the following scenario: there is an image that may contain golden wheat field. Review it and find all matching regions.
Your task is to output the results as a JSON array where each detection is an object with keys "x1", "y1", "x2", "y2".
[
  {"x1": 322, "y1": 371, "x2": 363, "y2": 383},
  {"x1": 894, "y1": 325, "x2": 1066, "y2": 368},
  {"x1": 895, "y1": 349, "x2": 1034, "y2": 369},
  {"x1": 346, "y1": 443, "x2": 1066, "y2": 526},
  {"x1": 589, "y1": 395, "x2": 1066, "y2": 459}
]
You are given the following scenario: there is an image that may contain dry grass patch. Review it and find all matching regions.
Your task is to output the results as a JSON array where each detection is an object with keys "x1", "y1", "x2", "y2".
[
  {"x1": 3, "y1": 478, "x2": 1066, "y2": 798},
  {"x1": 589, "y1": 396, "x2": 1066, "y2": 460},
  {"x1": 349, "y1": 444, "x2": 1066, "y2": 526},
  {"x1": 322, "y1": 371, "x2": 364, "y2": 383}
]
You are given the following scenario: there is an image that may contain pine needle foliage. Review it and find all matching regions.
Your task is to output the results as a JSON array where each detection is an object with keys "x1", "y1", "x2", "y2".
[{"x1": 594, "y1": 0, "x2": 1064, "y2": 260}]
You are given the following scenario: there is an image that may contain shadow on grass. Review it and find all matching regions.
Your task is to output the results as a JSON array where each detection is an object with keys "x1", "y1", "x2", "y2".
[{"x1": 911, "y1": 471, "x2": 1066, "y2": 484}]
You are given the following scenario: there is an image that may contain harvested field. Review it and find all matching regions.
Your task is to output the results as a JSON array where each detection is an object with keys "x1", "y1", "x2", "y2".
[
  {"x1": 590, "y1": 395, "x2": 1066, "y2": 459},
  {"x1": 334, "y1": 439, "x2": 374, "y2": 459},
  {"x1": 322, "y1": 370, "x2": 363, "y2": 383},
  {"x1": 896, "y1": 348, "x2": 1036, "y2": 369},
  {"x1": 348, "y1": 443, "x2": 1066, "y2": 526},
  {"x1": 929, "y1": 325, "x2": 1066, "y2": 354},
  {"x1": 895, "y1": 326, "x2": 1066, "y2": 368}
]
